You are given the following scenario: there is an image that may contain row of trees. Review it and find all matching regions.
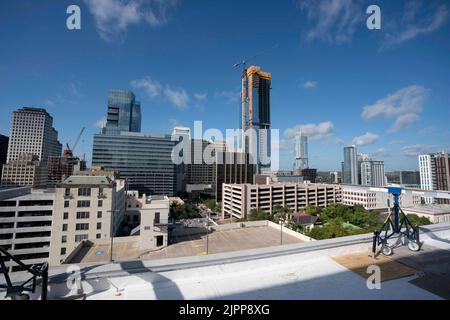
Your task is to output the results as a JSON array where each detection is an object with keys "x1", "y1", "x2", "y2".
[
  {"x1": 242, "y1": 203, "x2": 431, "y2": 240},
  {"x1": 169, "y1": 202, "x2": 201, "y2": 220}
]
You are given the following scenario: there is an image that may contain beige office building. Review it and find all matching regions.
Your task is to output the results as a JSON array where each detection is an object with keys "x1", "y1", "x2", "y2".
[
  {"x1": 341, "y1": 185, "x2": 421, "y2": 211},
  {"x1": 222, "y1": 182, "x2": 342, "y2": 219},
  {"x1": 48, "y1": 175, "x2": 125, "y2": 266}
]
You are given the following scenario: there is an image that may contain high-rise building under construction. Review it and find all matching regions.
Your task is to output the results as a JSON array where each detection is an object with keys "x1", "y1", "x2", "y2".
[{"x1": 240, "y1": 66, "x2": 271, "y2": 173}]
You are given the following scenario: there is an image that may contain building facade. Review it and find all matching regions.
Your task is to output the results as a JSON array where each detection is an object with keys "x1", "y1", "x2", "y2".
[
  {"x1": 419, "y1": 152, "x2": 450, "y2": 204},
  {"x1": 240, "y1": 66, "x2": 271, "y2": 173},
  {"x1": 341, "y1": 185, "x2": 421, "y2": 211},
  {"x1": 0, "y1": 187, "x2": 55, "y2": 273},
  {"x1": 294, "y1": 133, "x2": 308, "y2": 174},
  {"x1": 0, "y1": 135, "x2": 8, "y2": 177},
  {"x1": 1, "y1": 107, "x2": 62, "y2": 187},
  {"x1": 92, "y1": 90, "x2": 176, "y2": 196},
  {"x1": 105, "y1": 89, "x2": 141, "y2": 134},
  {"x1": 126, "y1": 193, "x2": 169, "y2": 250},
  {"x1": 92, "y1": 132, "x2": 176, "y2": 196},
  {"x1": 342, "y1": 145, "x2": 358, "y2": 185},
  {"x1": 222, "y1": 182, "x2": 342, "y2": 220},
  {"x1": 48, "y1": 175, "x2": 125, "y2": 266}
]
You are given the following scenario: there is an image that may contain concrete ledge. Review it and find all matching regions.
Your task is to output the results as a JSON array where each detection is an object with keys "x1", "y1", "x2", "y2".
[{"x1": 4, "y1": 222, "x2": 450, "y2": 286}]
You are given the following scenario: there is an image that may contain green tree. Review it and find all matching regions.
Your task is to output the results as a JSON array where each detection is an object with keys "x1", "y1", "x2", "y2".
[{"x1": 406, "y1": 214, "x2": 432, "y2": 226}]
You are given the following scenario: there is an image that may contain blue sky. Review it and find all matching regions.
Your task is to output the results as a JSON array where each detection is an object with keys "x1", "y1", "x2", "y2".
[{"x1": 0, "y1": 0, "x2": 449, "y2": 171}]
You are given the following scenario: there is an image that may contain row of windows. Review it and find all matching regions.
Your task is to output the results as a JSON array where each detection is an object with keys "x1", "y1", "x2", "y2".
[
  {"x1": 61, "y1": 222, "x2": 102, "y2": 232},
  {"x1": 63, "y1": 211, "x2": 102, "y2": 219},
  {"x1": 64, "y1": 200, "x2": 103, "y2": 208}
]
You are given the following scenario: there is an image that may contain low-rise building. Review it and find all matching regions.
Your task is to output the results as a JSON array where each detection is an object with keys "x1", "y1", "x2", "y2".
[
  {"x1": 341, "y1": 185, "x2": 421, "y2": 211},
  {"x1": 48, "y1": 175, "x2": 125, "y2": 266},
  {"x1": 222, "y1": 182, "x2": 342, "y2": 220},
  {"x1": 126, "y1": 193, "x2": 169, "y2": 250},
  {"x1": 0, "y1": 187, "x2": 55, "y2": 273},
  {"x1": 402, "y1": 204, "x2": 450, "y2": 224}
]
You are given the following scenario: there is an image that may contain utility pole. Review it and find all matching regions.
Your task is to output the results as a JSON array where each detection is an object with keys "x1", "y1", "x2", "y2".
[{"x1": 279, "y1": 213, "x2": 285, "y2": 246}]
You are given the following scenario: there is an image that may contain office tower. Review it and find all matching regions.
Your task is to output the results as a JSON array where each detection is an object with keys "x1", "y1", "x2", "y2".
[
  {"x1": 240, "y1": 66, "x2": 271, "y2": 173},
  {"x1": 5, "y1": 108, "x2": 61, "y2": 162},
  {"x1": 294, "y1": 133, "x2": 308, "y2": 175},
  {"x1": 92, "y1": 90, "x2": 177, "y2": 196},
  {"x1": 48, "y1": 175, "x2": 126, "y2": 266},
  {"x1": 182, "y1": 139, "x2": 255, "y2": 201},
  {"x1": 300, "y1": 168, "x2": 317, "y2": 183},
  {"x1": 0, "y1": 135, "x2": 8, "y2": 177},
  {"x1": 330, "y1": 171, "x2": 339, "y2": 184},
  {"x1": 359, "y1": 156, "x2": 385, "y2": 187},
  {"x1": 399, "y1": 171, "x2": 420, "y2": 186},
  {"x1": 105, "y1": 89, "x2": 141, "y2": 133},
  {"x1": 342, "y1": 145, "x2": 358, "y2": 185},
  {"x1": 420, "y1": 152, "x2": 450, "y2": 204},
  {"x1": 419, "y1": 154, "x2": 436, "y2": 204},
  {"x1": 0, "y1": 187, "x2": 55, "y2": 273},
  {"x1": 1, "y1": 107, "x2": 62, "y2": 186}
]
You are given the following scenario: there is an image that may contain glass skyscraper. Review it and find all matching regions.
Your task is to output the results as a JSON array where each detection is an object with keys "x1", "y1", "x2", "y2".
[
  {"x1": 93, "y1": 90, "x2": 176, "y2": 196},
  {"x1": 105, "y1": 89, "x2": 141, "y2": 134}
]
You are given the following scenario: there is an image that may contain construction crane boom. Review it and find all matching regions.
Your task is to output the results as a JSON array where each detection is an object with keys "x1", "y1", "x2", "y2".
[{"x1": 71, "y1": 127, "x2": 85, "y2": 154}]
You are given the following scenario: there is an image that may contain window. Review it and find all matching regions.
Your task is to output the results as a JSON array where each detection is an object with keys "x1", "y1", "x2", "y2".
[
  {"x1": 64, "y1": 201, "x2": 69, "y2": 208},
  {"x1": 78, "y1": 188, "x2": 91, "y2": 197},
  {"x1": 76, "y1": 212, "x2": 90, "y2": 219},
  {"x1": 98, "y1": 200, "x2": 103, "y2": 207},
  {"x1": 76, "y1": 223, "x2": 89, "y2": 231},
  {"x1": 61, "y1": 248, "x2": 66, "y2": 255},
  {"x1": 77, "y1": 200, "x2": 90, "y2": 208},
  {"x1": 62, "y1": 235, "x2": 67, "y2": 243},
  {"x1": 154, "y1": 212, "x2": 160, "y2": 224},
  {"x1": 96, "y1": 233, "x2": 101, "y2": 239},
  {"x1": 63, "y1": 212, "x2": 68, "y2": 220},
  {"x1": 62, "y1": 224, "x2": 68, "y2": 231},
  {"x1": 97, "y1": 222, "x2": 101, "y2": 230},
  {"x1": 97, "y1": 211, "x2": 102, "y2": 218},
  {"x1": 75, "y1": 234, "x2": 88, "y2": 242},
  {"x1": 64, "y1": 188, "x2": 70, "y2": 196}
]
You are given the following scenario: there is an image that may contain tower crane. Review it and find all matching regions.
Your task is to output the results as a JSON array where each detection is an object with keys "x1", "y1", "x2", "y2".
[{"x1": 63, "y1": 127, "x2": 85, "y2": 157}]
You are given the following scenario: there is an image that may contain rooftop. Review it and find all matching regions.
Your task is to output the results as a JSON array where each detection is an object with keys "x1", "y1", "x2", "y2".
[
  {"x1": 2, "y1": 223, "x2": 449, "y2": 300},
  {"x1": 60, "y1": 175, "x2": 112, "y2": 187},
  {"x1": 403, "y1": 204, "x2": 450, "y2": 215}
]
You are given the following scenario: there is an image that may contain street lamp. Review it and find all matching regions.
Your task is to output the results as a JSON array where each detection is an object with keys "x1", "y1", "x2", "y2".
[
  {"x1": 107, "y1": 209, "x2": 120, "y2": 263},
  {"x1": 205, "y1": 211, "x2": 210, "y2": 255},
  {"x1": 279, "y1": 213, "x2": 285, "y2": 246}
]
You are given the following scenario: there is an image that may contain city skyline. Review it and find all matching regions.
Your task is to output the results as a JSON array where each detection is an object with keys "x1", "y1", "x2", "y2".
[{"x1": 1, "y1": 0, "x2": 450, "y2": 172}]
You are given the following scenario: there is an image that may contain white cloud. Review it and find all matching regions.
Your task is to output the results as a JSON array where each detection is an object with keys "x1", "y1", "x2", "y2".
[
  {"x1": 164, "y1": 86, "x2": 189, "y2": 108},
  {"x1": 43, "y1": 99, "x2": 55, "y2": 107},
  {"x1": 131, "y1": 77, "x2": 162, "y2": 98},
  {"x1": 214, "y1": 90, "x2": 240, "y2": 105},
  {"x1": 296, "y1": 0, "x2": 363, "y2": 44},
  {"x1": 194, "y1": 92, "x2": 208, "y2": 102},
  {"x1": 284, "y1": 121, "x2": 334, "y2": 141},
  {"x1": 402, "y1": 144, "x2": 436, "y2": 157},
  {"x1": 84, "y1": 0, "x2": 177, "y2": 41},
  {"x1": 352, "y1": 132, "x2": 379, "y2": 146},
  {"x1": 301, "y1": 81, "x2": 318, "y2": 89},
  {"x1": 362, "y1": 85, "x2": 428, "y2": 131},
  {"x1": 381, "y1": 1, "x2": 448, "y2": 50},
  {"x1": 370, "y1": 148, "x2": 391, "y2": 158},
  {"x1": 95, "y1": 118, "x2": 107, "y2": 129},
  {"x1": 389, "y1": 113, "x2": 420, "y2": 132}
]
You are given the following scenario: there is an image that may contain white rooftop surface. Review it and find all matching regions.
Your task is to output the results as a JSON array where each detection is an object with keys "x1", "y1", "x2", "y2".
[
  {"x1": 2, "y1": 222, "x2": 450, "y2": 300},
  {"x1": 78, "y1": 254, "x2": 440, "y2": 300}
]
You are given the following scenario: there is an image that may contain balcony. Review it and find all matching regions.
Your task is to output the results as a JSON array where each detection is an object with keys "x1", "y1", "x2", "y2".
[
  {"x1": 97, "y1": 193, "x2": 107, "y2": 199},
  {"x1": 64, "y1": 193, "x2": 73, "y2": 199}
]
